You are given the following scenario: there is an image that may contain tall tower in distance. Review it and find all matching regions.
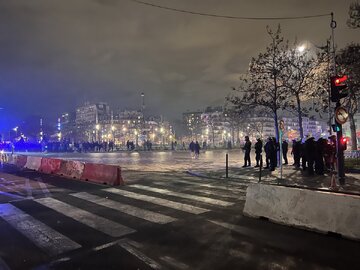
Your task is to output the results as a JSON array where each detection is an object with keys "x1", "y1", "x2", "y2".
[{"x1": 141, "y1": 92, "x2": 145, "y2": 114}]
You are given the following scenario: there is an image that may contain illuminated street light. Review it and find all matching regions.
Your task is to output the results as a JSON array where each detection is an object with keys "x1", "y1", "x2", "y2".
[
  {"x1": 160, "y1": 127, "x2": 164, "y2": 133},
  {"x1": 95, "y1": 124, "x2": 100, "y2": 130},
  {"x1": 111, "y1": 126, "x2": 115, "y2": 131},
  {"x1": 297, "y1": 45, "x2": 306, "y2": 52}
]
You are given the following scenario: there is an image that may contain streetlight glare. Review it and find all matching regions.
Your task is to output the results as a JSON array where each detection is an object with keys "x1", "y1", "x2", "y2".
[{"x1": 297, "y1": 45, "x2": 306, "y2": 52}]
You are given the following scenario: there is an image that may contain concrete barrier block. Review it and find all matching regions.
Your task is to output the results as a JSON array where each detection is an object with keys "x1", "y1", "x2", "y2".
[
  {"x1": 24, "y1": 156, "x2": 42, "y2": 171},
  {"x1": 57, "y1": 160, "x2": 84, "y2": 179},
  {"x1": 39, "y1": 158, "x2": 62, "y2": 174},
  {"x1": 244, "y1": 183, "x2": 360, "y2": 240},
  {"x1": 81, "y1": 163, "x2": 123, "y2": 186},
  {"x1": 15, "y1": 155, "x2": 27, "y2": 168}
]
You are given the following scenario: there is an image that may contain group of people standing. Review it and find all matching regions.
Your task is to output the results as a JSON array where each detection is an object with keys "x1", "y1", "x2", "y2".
[
  {"x1": 189, "y1": 140, "x2": 201, "y2": 159},
  {"x1": 242, "y1": 135, "x2": 337, "y2": 175}
]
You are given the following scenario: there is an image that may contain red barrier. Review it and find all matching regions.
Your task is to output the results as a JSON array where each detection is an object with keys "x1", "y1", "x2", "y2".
[
  {"x1": 81, "y1": 163, "x2": 124, "y2": 186},
  {"x1": 57, "y1": 160, "x2": 84, "y2": 179},
  {"x1": 15, "y1": 155, "x2": 27, "y2": 168},
  {"x1": 39, "y1": 158, "x2": 62, "y2": 174}
]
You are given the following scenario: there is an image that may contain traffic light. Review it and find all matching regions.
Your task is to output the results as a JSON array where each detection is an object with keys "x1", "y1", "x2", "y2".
[
  {"x1": 332, "y1": 122, "x2": 341, "y2": 132},
  {"x1": 340, "y1": 137, "x2": 348, "y2": 150},
  {"x1": 331, "y1": 75, "x2": 348, "y2": 102}
]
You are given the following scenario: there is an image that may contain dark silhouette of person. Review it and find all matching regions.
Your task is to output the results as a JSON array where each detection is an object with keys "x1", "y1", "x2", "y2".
[
  {"x1": 305, "y1": 136, "x2": 315, "y2": 175},
  {"x1": 264, "y1": 137, "x2": 273, "y2": 169},
  {"x1": 291, "y1": 139, "x2": 301, "y2": 168},
  {"x1": 282, "y1": 139, "x2": 288, "y2": 165},
  {"x1": 242, "y1": 136, "x2": 252, "y2": 167},
  {"x1": 254, "y1": 138, "x2": 263, "y2": 167},
  {"x1": 315, "y1": 138, "x2": 325, "y2": 175},
  {"x1": 272, "y1": 137, "x2": 279, "y2": 169},
  {"x1": 194, "y1": 141, "x2": 200, "y2": 158}
]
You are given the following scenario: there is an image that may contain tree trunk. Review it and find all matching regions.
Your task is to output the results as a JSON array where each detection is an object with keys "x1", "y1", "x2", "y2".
[
  {"x1": 273, "y1": 110, "x2": 279, "y2": 142},
  {"x1": 296, "y1": 96, "x2": 304, "y2": 139},
  {"x1": 349, "y1": 113, "x2": 358, "y2": 150}
]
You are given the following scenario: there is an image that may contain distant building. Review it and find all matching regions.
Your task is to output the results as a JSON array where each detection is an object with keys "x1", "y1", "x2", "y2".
[
  {"x1": 75, "y1": 102, "x2": 110, "y2": 124},
  {"x1": 182, "y1": 110, "x2": 203, "y2": 137}
]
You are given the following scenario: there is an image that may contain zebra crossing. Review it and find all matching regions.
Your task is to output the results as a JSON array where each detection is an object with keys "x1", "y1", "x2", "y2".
[{"x1": 0, "y1": 175, "x2": 250, "y2": 269}]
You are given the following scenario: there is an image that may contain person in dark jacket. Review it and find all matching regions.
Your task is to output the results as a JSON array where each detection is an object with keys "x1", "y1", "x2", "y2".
[
  {"x1": 291, "y1": 139, "x2": 301, "y2": 168},
  {"x1": 272, "y1": 137, "x2": 279, "y2": 169},
  {"x1": 314, "y1": 138, "x2": 325, "y2": 175},
  {"x1": 254, "y1": 138, "x2": 263, "y2": 167},
  {"x1": 242, "y1": 136, "x2": 252, "y2": 167},
  {"x1": 305, "y1": 136, "x2": 315, "y2": 176},
  {"x1": 194, "y1": 141, "x2": 200, "y2": 159},
  {"x1": 282, "y1": 139, "x2": 288, "y2": 165},
  {"x1": 264, "y1": 137, "x2": 273, "y2": 169}
]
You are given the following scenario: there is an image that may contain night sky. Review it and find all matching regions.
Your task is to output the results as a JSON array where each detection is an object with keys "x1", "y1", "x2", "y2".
[{"x1": 0, "y1": 0, "x2": 359, "y2": 131}]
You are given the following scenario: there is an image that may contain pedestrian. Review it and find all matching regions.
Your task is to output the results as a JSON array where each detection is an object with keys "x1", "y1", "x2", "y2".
[
  {"x1": 291, "y1": 138, "x2": 301, "y2": 168},
  {"x1": 305, "y1": 136, "x2": 315, "y2": 176},
  {"x1": 189, "y1": 140, "x2": 195, "y2": 158},
  {"x1": 314, "y1": 138, "x2": 325, "y2": 175},
  {"x1": 242, "y1": 136, "x2": 251, "y2": 167},
  {"x1": 272, "y1": 137, "x2": 279, "y2": 169},
  {"x1": 194, "y1": 141, "x2": 200, "y2": 159},
  {"x1": 282, "y1": 139, "x2": 288, "y2": 165},
  {"x1": 254, "y1": 138, "x2": 263, "y2": 167},
  {"x1": 264, "y1": 137, "x2": 272, "y2": 169}
]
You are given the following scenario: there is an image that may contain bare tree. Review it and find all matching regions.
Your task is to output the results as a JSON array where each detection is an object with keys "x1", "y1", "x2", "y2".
[
  {"x1": 347, "y1": 1, "x2": 360, "y2": 28},
  {"x1": 229, "y1": 25, "x2": 290, "y2": 141},
  {"x1": 283, "y1": 44, "x2": 328, "y2": 139},
  {"x1": 336, "y1": 43, "x2": 360, "y2": 150}
]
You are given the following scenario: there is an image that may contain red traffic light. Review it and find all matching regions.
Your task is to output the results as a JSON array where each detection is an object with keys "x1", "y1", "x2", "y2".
[
  {"x1": 334, "y1": 75, "x2": 348, "y2": 86},
  {"x1": 341, "y1": 137, "x2": 347, "y2": 144}
]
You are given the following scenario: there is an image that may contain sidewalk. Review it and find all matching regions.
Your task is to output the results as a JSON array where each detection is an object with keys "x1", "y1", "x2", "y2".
[{"x1": 189, "y1": 164, "x2": 360, "y2": 196}]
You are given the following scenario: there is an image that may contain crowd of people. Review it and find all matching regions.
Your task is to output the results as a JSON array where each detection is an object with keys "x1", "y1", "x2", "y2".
[{"x1": 241, "y1": 135, "x2": 337, "y2": 176}]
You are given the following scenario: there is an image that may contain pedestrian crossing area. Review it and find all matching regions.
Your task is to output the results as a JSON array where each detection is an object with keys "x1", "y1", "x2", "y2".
[{"x1": 0, "y1": 175, "x2": 251, "y2": 269}]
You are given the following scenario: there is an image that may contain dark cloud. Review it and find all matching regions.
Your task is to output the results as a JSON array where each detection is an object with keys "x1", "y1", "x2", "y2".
[{"x1": 0, "y1": 0, "x2": 358, "y2": 130}]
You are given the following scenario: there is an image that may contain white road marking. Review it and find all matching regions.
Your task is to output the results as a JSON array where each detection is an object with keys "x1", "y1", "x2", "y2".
[
  {"x1": 119, "y1": 241, "x2": 162, "y2": 270},
  {"x1": 152, "y1": 181, "x2": 242, "y2": 199},
  {"x1": 0, "y1": 190, "x2": 25, "y2": 200},
  {"x1": 35, "y1": 197, "x2": 135, "y2": 237},
  {"x1": 104, "y1": 188, "x2": 209, "y2": 214},
  {"x1": 0, "y1": 203, "x2": 81, "y2": 256},
  {"x1": 208, "y1": 220, "x2": 254, "y2": 236},
  {"x1": 160, "y1": 256, "x2": 189, "y2": 270},
  {"x1": 35, "y1": 178, "x2": 51, "y2": 197},
  {"x1": 129, "y1": 185, "x2": 234, "y2": 207},
  {"x1": 169, "y1": 179, "x2": 246, "y2": 193},
  {"x1": 24, "y1": 178, "x2": 33, "y2": 199},
  {"x1": 71, "y1": 192, "x2": 176, "y2": 224},
  {"x1": 0, "y1": 183, "x2": 26, "y2": 198}
]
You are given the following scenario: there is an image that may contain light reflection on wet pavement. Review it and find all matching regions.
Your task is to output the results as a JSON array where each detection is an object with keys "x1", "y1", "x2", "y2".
[{"x1": 19, "y1": 149, "x2": 245, "y2": 172}]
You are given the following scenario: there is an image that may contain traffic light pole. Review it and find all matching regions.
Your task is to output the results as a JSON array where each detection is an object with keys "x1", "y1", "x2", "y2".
[{"x1": 335, "y1": 102, "x2": 345, "y2": 184}]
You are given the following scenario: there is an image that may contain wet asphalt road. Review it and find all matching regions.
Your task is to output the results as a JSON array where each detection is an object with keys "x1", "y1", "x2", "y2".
[{"x1": 0, "y1": 164, "x2": 359, "y2": 270}]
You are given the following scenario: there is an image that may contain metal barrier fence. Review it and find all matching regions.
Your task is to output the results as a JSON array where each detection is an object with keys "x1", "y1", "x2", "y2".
[{"x1": 344, "y1": 150, "x2": 360, "y2": 158}]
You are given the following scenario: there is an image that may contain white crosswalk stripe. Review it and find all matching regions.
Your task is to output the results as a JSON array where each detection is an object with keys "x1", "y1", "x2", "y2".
[
  {"x1": 0, "y1": 203, "x2": 81, "y2": 256},
  {"x1": 168, "y1": 179, "x2": 246, "y2": 193},
  {"x1": 104, "y1": 188, "x2": 210, "y2": 214},
  {"x1": 35, "y1": 197, "x2": 135, "y2": 237},
  {"x1": 128, "y1": 185, "x2": 234, "y2": 207},
  {"x1": 71, "y1": 192, "x2": 177, "y2": 224},
  {"x1": 118, "y1": 239, "x2": 162, "y2": 270},
  {"x1": 152, "y1": 181, "x2": 243, "y2": 199}
]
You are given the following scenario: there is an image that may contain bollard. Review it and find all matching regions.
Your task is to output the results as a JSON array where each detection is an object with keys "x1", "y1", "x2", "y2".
[
  {"x1": 226, "y1": 153, "x2": 229, "y2": 178},
  {"x1": 259, "y1": 154, "x2": 262, "y2": 182}
]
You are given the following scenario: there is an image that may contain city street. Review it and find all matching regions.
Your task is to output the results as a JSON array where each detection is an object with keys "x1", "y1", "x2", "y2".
[
  {"x1": 20, "y1": 149, "x2": 257, "y2": 174},
  {"x1": 0, "y1": 163, "x2": 359, "y2": 270}
]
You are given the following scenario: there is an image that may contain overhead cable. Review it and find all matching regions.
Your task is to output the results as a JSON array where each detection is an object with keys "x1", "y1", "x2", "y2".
[{"x1": 129, "y1": 0, "x2": 331, "y2": 21}]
